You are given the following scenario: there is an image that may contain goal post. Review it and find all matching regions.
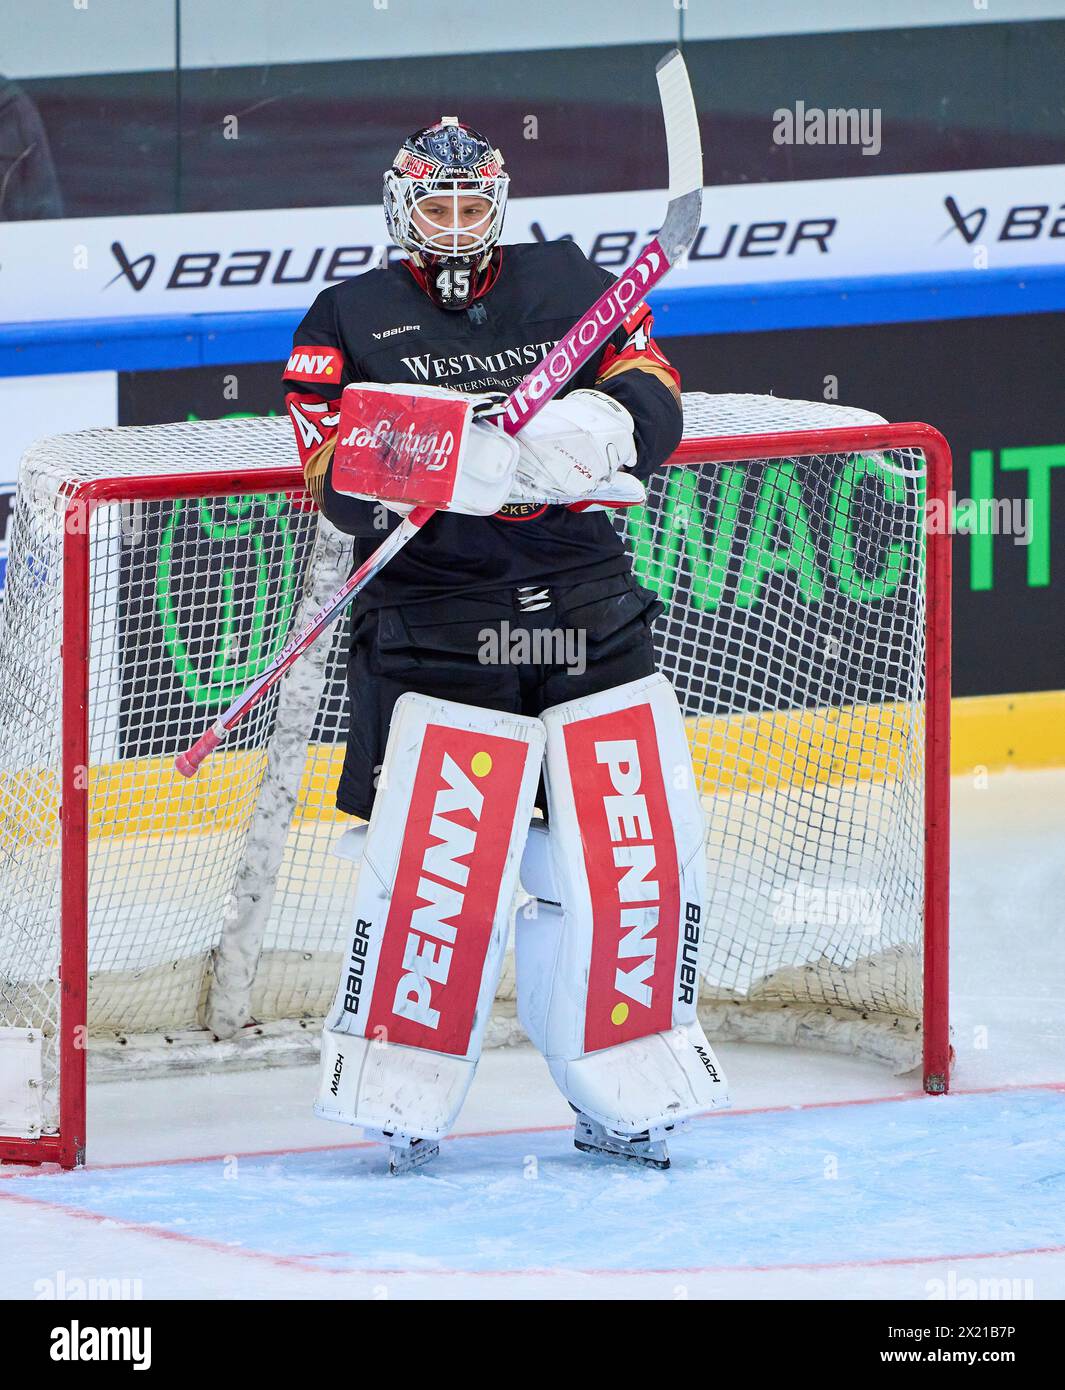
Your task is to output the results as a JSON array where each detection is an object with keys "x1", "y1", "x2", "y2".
[
  {"x1": 662, "y1": 408, "x2": 951, "y2": 1095},
  {"x1": 0, "y1": 395, "x2": 952, "y2": 1169}
]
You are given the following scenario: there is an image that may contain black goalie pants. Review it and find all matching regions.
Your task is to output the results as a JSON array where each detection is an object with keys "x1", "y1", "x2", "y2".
[{"x1": 337, "y1": 571, "x2": 664, "y2": 820}]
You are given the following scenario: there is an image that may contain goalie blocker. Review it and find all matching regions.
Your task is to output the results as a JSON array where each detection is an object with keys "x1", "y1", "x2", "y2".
[{"x1": 330, "y1": 380, "x2": 646, "y2": 517}]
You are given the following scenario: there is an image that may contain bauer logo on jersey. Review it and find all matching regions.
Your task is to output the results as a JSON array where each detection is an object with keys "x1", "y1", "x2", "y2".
[
  {"x1": 366, "y1": 724, "x2": 530, "y2": 1056},
  {"x1": 332, "y1": 382, "x2": 470, "y2": 506},
  {"x1": 283, "y1": 346, "x2": 344, "y2": 384},
  {"x1": 564, "y1": 702, "x2": 682, "y2": 1052}
]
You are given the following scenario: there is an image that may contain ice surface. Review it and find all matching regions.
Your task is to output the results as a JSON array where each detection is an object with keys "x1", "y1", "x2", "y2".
[{"x1": 2, "y1": 768, "x2": 1063, "y2": 1300}]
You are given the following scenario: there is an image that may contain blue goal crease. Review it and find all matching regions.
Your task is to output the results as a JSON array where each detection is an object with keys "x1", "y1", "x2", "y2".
[{"x1": 6, "y1": 1088, "x2": 1065, "y2": 1275}]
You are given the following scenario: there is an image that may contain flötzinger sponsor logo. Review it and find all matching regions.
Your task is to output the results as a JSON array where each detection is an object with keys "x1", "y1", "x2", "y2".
[{"x1": 339, "y1": 417, "x2": 457, "y2": 472}]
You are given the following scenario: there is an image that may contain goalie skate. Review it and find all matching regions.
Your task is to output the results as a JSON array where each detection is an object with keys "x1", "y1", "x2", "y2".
[
  {"x1": 384, "y1": 1130, "x2": 441, "y2": 1176},
  {"x1": 572, "y1": 1111, "x2": 678, "y2": 1171}
]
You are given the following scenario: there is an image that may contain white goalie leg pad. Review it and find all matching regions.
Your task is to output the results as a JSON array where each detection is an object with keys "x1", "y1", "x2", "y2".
[
  {"x1": 517, "y1": 673, "x2": 730, "y2": 1133},
  {"x1": 333, "y1": 823, "x2": 368, "y2": 863},
  {"x1": 513, "y1": 824, "x2": 562, "y2": 1057},
  {"x1": 317, "y1": 692, "x2": 544, "y2": 1139}
]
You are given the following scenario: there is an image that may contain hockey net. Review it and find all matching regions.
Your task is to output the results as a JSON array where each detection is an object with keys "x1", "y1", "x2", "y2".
[{"x1": 0, "y1": 393, "x2": 951, "y2": 1167}]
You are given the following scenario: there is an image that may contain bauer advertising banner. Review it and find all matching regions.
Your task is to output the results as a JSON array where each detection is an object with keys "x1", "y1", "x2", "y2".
[{"x1": 1, "y1": 163, "x2": 1065, "y2": 323}]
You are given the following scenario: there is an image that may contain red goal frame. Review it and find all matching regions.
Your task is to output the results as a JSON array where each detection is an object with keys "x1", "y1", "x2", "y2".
[{"x1": 0, "y1": 422, "x2": 951, "y2": 1170}]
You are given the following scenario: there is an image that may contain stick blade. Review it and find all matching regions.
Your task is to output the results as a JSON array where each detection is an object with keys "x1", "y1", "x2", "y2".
[{"x1": 655, "y1": 49, "x2": 702, "y2": 202}]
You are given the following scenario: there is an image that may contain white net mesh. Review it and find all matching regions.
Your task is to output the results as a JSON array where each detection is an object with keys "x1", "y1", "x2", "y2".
[
  {"x1": 0, "y1": 393, "x2": 931, "y2": 1145},
  {"x1": 637, "y1": 396, "x2": 927, "y2": 1070}
]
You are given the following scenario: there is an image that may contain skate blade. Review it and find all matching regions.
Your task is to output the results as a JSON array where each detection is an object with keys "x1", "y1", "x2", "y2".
[
  {"x1": 388, "y1": 1137, "x2": 440, "y2": 1175},
  {"x1": 574, "y1": 1134, "x2": 670, "y2": 1171}
]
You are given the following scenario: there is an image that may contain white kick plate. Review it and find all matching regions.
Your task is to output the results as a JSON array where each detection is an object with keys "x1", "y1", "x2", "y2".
[{"x1": 0, "y1": 1028, "x2": 44, "y2": 1138}]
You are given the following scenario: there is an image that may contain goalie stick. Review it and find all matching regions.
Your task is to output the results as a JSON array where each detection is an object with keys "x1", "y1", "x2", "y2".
[{"x1": 175, "y1": 48, "x2": 702, "y2": 777}]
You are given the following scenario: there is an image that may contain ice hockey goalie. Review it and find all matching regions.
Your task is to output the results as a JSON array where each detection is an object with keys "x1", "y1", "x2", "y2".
[{"x1": 283, "y1": 115, "x2": 729, "y2": 1173}]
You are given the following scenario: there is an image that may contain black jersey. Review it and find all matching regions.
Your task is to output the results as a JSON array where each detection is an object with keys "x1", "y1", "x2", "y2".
[{"x1": 282, "y1": 240, "x2": 682, "y2": 608}]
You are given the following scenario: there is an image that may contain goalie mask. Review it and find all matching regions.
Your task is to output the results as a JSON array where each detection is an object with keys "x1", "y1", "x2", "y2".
[{"x1": 384, "y1": 117, "x2": 508, "y2": 310}]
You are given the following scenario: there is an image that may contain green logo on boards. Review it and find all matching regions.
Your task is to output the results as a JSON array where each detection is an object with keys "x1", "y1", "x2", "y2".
[
  {"x1": 155, "y1": 494, "x2": 299, "y2": 707},
  {"x1": 622, "y1": 454, "x2": 921, "y2": 612},
  {"x1": 957, "y1": 445, "x2": 1065, "y2": 591}
]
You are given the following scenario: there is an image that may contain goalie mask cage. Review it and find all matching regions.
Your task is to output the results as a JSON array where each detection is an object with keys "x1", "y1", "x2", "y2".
[{"x1": 0, "y1": 392, "x2": 951, "y2": 1168}]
